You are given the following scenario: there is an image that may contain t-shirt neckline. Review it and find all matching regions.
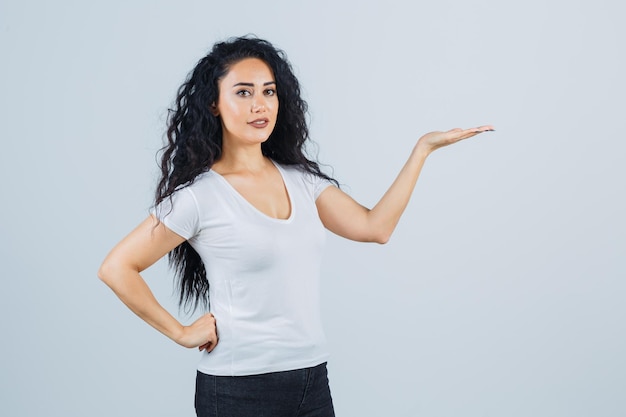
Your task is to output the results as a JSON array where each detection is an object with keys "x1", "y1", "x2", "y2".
[{"x1": 209, "y1": 160, "x2": 295, "y2": 223}]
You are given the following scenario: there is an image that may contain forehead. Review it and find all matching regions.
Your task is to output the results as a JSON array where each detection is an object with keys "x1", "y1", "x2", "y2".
[{"x1": 221, "y1": 58, "x2": 275, "y2": 84}]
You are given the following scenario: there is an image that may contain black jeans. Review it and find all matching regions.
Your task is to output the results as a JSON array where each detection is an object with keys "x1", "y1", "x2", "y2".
[{"x1": 195, "y1": 362, "x2": 335, "y2": 417}]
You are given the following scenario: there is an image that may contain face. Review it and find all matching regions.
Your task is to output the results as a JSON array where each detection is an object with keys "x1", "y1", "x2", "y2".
[{"x1": 213, "y1": 58, "x2": 278, "y2": 147}]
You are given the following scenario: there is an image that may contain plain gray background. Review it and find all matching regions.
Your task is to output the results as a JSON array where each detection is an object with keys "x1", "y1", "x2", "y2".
[{"x1": 1, "y1": 1, "x2": 624, "y2": 416}]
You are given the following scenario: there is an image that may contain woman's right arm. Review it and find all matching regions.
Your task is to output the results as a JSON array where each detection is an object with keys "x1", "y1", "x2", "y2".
[{"x1": 98, "y1": 215, "x2": 218, "y2": 352}]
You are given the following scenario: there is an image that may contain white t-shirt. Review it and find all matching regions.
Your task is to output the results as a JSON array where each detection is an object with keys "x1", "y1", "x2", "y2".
[{"x1": 156, "y1": 162, "x2": 333, "y2": 376}]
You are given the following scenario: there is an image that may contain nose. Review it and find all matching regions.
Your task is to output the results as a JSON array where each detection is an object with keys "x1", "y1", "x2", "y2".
[{"x1": 251, "y1": 96, "x2": 267, "y2": 113}]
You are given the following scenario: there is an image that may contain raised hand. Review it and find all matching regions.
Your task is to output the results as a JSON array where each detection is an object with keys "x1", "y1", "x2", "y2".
[{"x1": 416, "y1": 125, "x2": 495, "y2": 155}]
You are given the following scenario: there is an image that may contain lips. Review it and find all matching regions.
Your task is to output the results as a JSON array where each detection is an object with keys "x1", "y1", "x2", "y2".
[{"x1": 248, "y1": 118, "x2": 269, "y2": 128}]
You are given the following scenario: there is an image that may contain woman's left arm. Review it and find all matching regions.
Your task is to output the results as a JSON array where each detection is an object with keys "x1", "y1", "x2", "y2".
[{"x1": 315, "y1": 125, "x2": 494, "y2": 243}]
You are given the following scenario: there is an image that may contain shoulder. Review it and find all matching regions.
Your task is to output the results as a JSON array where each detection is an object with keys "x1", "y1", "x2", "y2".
[
  {"x1": 274, "y1": 162, "x2": 314, "y2": 185},
  {"x1": 273, "y1": 162, "x2": 317, "y2": 179},
  {"x1": 172, "y1": 171, "x2": 222, "y2": 197},
  {"x1": 274, "y1": 162, "x2": 334, "y2": 199},
  {"x1": 183, "y1": 171, "x2": 216, "y2": 189},
  {"x1": 161, "y1": 171, "x2": 220, "y2": 211}
]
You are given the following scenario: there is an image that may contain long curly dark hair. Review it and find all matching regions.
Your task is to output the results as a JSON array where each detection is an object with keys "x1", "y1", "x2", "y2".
[{"x1": 155, "y1": 36, "x2": 337, "y2": 312}]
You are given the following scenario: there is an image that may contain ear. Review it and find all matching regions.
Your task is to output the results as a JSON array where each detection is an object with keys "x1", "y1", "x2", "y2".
[{"x1": 210, "y1": 103, "x2": 219, "y2": 116}]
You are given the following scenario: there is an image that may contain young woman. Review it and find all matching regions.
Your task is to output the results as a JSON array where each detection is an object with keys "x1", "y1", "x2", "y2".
[{"x1": 98, "y1": 36, "x2": 493, "y2": 417}]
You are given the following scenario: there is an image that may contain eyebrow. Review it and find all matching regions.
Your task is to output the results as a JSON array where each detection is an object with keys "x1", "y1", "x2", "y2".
[{"x1": 232, "y1": 81, "x2": 276, "y2": 88}]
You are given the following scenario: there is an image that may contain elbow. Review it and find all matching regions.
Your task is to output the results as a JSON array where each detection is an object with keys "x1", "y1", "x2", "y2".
[
  {"x1": 364, "y1": 215, "x2": 394, "y2": 244},
  {"x1": 361, "y1": 222, "x2": 393, "y2": 244},
  {"x1": 97, "y1": 261, "x2": 112, "y2": 286},
  {"x1": 98, "y1": 257, "x2": 140, "y2": 293},
  {"x1": 98, "y1": 259, "x2": 122, "y2": 288},
  {"x1": 374, "y1": 234, "x2": 391, "y2": 245},
  {"x1": 370, "y1": 229, "x2": 392, "y2": 245}
]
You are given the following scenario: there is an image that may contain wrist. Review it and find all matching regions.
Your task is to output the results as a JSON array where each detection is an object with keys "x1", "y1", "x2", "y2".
[
  {"x1": 412, "y1": 141, "x2": 432, "y2": 160},
  {"x1": 170, "y1": 323, "x2": 186, "y2": 345}
]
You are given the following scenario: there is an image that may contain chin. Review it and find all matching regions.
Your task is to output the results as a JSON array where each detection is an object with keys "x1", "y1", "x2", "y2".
[{"x1": 251, "y1": 133, "x2": 273, "y2": 144}]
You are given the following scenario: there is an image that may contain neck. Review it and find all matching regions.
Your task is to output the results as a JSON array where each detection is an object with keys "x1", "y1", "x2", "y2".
[{"x1": 214, "y1": 143, "x2": 270, "y2": 174}]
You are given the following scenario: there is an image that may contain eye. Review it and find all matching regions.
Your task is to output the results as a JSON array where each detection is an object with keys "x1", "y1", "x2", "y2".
[
  {"x1": 264, "y1": 88, "x2": 276, "y2": 96},
  {"x1": 236, "y1": 89, "x2": 251, "y2": 97}
]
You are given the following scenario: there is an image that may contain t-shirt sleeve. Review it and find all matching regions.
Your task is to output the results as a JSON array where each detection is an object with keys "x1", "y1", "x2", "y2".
[
  {"x1": 152, "y1": 187, "x2": 200, "y2": 240},
  {"x1": 312, "y1": 174, "x2": 334, "y2": 200}
]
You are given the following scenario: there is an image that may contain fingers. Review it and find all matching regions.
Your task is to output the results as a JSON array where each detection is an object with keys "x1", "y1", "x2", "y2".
[
  {"x1": 198, "y1": 338, "x2": 216, "y2": 351},
  {"x1": 205, "y1": 339, "x2": 218, "y2": 353},
  {"x1": 196, "y1": 312, "x2": 218, "y2": 352},
  {"x1": 471, "y1": 125, "x2": 495, "y2": 133},
  {"x1": 448, "y1": 125, "x2": 495, "y2": 141},
  {"x1": 448, "y1": 126, "x2": 494, "y2": 134},
  {"x1": 198, "y1": 335, "x2": 218, "y2": 352}
]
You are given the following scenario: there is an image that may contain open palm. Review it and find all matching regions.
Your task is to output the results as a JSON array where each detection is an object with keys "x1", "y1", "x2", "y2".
[{"x1": 418, "y1": 125, "x2": 495, "y2": 154}]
